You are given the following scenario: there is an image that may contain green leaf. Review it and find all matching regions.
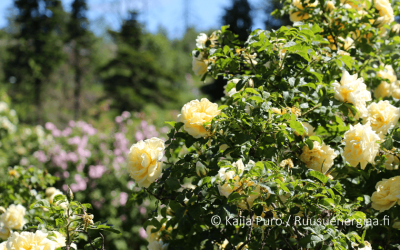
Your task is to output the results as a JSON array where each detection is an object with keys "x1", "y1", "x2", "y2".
[
  {"x1": 289, "y1": 120, "x2": 306, "y2": 137},
  {"x1": 223, "y1": 45, "x2": 230, "y2": 55},
  {"x1": 166, "y1": 178, "x2": 181, "y2": 190},
  {"x1": 381, "y1": 137, "x2": 393, "y2": 150},
  {"x1": 95, "y1": 225, "x2": 121, "y2": 234},
  {"x1": 340, "y1": 55, "x2": 354, "y2": 69},
  {"x1": 307, "y1": 170, "x2": 328, "y2": 184}
]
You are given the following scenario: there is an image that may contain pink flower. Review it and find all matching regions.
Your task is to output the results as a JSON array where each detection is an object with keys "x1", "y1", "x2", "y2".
[
  {"x1": 115, "y1": 116, "x2": 123, "y2": 123},
  {"x1": 34, "y1": 151, "x2": 48, "y2": 163},
  {"x1": 121, "y1": 111, "x2": 130, "y2": 118},
  {"x1": 62, "y1": 127, "x2": 72, "y2": 137},
  {"x1": 62, "y1": 171, "x2": 69, "y2": 178},
  {"x1": 45, "y1": 122, "x2": 56, "y2": 131},
  {"x1": 52, "y1": 129, "x2": 61, "y2": 137},
  {"x1": 139, "y1": 207, "x2": 146, "y2": 215},
  {"x1": 139, "y1": 227, "x2": 147, "y2": 239},
  {"x1": 88, "y1": 165, "x2": 107, "y2": 179},
  {"x1": 68, "y1": 136, "x2": 81, "y2": 145},
  {"x1": 135, "y1": 131, "x2": 145, "y2": 141},
  {"x1": 68, "y1": 120, "x2": 75, "y2": 127},
  {"x1": 119, "y1": 192, "x2": 128, "y2": 206}
]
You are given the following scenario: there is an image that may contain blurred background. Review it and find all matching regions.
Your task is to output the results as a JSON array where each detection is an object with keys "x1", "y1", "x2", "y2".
[
  {"x1": 0, "y1": 0, "x2": 291, "y2": 127},
  {"x1": 0, "y1": 0, "x2": 292, "y2": 249}
]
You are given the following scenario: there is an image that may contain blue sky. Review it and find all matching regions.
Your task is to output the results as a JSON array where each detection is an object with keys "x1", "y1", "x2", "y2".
[{"x1": 0, "y1": 0, "x2": 267, "y2": 38}]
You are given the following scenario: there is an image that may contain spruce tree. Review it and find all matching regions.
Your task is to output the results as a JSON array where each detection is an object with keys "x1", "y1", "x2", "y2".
[
  {"x1": 221, "y1": 0, "x2": 253, "y2": 42},
  {"x1": 6, "y1": 0, "x2": 66, "y2": 123},
  {"x1": 68, "y1": 0, "x2": 92, "y2": 119},
  {"x1": 101, "y1": 12, "x2": 177, "y2": 112},
  {"x1": 264, "y1": 0, "x2": 291, "y2": 30}
]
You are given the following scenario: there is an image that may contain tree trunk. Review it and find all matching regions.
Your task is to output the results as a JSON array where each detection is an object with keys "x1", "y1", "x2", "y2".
[
  {"x1": 74, "y1": 47, "x2": 81, "y2": 120},
  {"x1": 34, "y1": 77, "x2": 42, "y2": 124}
]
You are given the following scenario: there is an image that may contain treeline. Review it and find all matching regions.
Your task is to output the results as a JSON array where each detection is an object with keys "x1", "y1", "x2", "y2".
[{"x1": 0, "y1": 0, "x2": 289, "y2": 126}]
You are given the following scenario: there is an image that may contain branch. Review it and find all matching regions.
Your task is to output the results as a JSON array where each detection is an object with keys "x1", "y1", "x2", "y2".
[
  {"x1": 282, "y1": 234, "x2": 295, "y2": 250},
  {"x1": 301, "y1": 103, "x2": 322, "y2": 117},
  {"x1": 85, "y1": 232, "x2": 97, "y2": 250},
  {"x1": 100, "y1": 233, "x2": 105, "y2": 250}
]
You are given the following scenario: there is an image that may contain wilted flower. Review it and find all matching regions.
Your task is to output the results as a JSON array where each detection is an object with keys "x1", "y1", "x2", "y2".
[
  {"x1": 177, "y1": 98, "x2": 220, "y2": 138},
  {"x1": 0, "y1": 222, "x2": 10, "y2": 240},
  {"x1": 196, "y1": 162, "x2": 207, "y2": 177},
  {"x1": 279, "y1": 159, "x2": 294, "y2": 168},
  {"x1": 148, "y1": 239, "x2": 169, "y2": 250},
  {"x1": 127, "y1": 138, "x2": 165, "y2": 188}
]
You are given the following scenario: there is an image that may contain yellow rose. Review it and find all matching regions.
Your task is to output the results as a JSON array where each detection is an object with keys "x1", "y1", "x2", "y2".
[
  {"x1": 0, "y1": 242, "x2": 6, "y2": 250},
  {"x1": 363, "y1": 100, "x2": 400, "y2": 138},
  {"x1": 236, "y1": 242, "x2": 249, "y2": 250},
  {"x1": 378, "y1": 65, "x2": 397, "y2": 83},
  {"x1": 177, "y1": 98, "x2": 220, "y2": 138},
  {"x1": 127, "y1": 137, "x2": 165, "y2": 188},
  {"x1": 358, "y1": 241, "x2": 372, "y2": 250},
  {"x1": 338, "y1": 37, "x2": 355, "y2": 51},
  {"x1": 375, "y1": 0, "x2": 394, "y2": 25},
  {"x1": 0, "y1": 204, "x2": 26, "y2": 230},
  {"x1": 371, "y1": 176, "x2": 400, "y2": 212},
  {"x1": 332, "y1": 70, "x2": 371, "y2": 118},
  {"x1": 279, "y1": 158, "x2": 294, "y2": 168},
  {"x1": 192, "y1": 52, "x2": 208, "y2": 76},
  {"x1": 300, "y1": 141, "x2": 337, "y2": 174},
  {"x1": 383, "y1": 152, "x2": 399, "y2": 170},
  {"x1": 392, "y1": 23, "x2": 400, "y2": 33},
  {"x1": 295, "y1": 122, "x2": 315, "y2": 137},
  {"x1": 217, "y1": 169, "x2": 241, "y2": 198},
  {"x1": 391, "y1": 81, "x2": 400, "y2": 99},
  {"x1": 148, "y1": 240, "x2": 169, "y2": 250},
  {"x1": 290, "y1": 0, "x2": 318, "y2": 22},
  {"x1": 146, "y1": 215, "x2": 172, "y2": 243},
  {"x1": 374, "y1": 81, "x2": 391, "y2": 99},
  {"x1": 343, "y1": 122, "x2": 380, "y2": 169},
  {"x1": 5, "y1": 230, "x2": 56, "y2": 250},
  {"x1": 0, "y1": 222, "x2": 10, "y2": 240},
  {"x1": 326, "y1": 1, "x2": 336, "y2": 11},
  {"x1": 237, "y1": 183, "x2": 261, "y2": 210}
]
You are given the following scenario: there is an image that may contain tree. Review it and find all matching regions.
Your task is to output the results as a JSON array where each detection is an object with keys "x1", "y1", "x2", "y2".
[
  {"x1": 264, "y1": 0, "x2": 291, "y2": 30},
  {"x1": 221, "y1": 0, "x2": 253, "y2": 42},
  {"x1": 6, "y1": 0, "x2": 66, "y2": 123},
  {"x1": 67, "y1": 0, "x2": 93, "y2": 120},
  {"x1": 200, "y1": 0, "x2": 253, "y2": 102},
  {"x1": 101, "y1": 12, "x2": 178, "y2": 113}
]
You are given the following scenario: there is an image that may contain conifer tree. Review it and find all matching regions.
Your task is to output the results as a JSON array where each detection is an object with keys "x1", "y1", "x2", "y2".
[
  {"x1": 221, "y1": 0, "x2": 253, "y2": 42},
  {"x1": 6, "y1": 0, "x2": 66, "y2": 123},
  {"x1": 101, "y1": 12, "x2": 177, "y2": 112},
  {"x1": 68, "y1": 0, "x2": 92, "y2": 119}
]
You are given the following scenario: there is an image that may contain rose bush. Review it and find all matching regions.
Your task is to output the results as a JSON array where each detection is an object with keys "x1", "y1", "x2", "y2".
[{"x1": 127, "y1": 0, "x2": 400, "y2": 249}]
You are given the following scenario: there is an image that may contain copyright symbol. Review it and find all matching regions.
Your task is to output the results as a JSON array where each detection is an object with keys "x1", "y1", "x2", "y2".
[{"x1": 211, "y1": 215, "x2": 221, "y2": 226}]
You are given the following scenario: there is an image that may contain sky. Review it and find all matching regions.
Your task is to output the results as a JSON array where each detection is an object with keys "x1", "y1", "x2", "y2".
[{"x1": 0, "y1": 0, "x2": 267, "y2": 39}]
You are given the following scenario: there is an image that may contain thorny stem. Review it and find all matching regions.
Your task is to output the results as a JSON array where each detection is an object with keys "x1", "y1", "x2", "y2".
[
  {"x1": 238, "y1": 211, "x2": 254, "y2": 250},
  {"x1": 381, "y1": 149, "x2": 400, "y2": 161},
  {"x1": 100, "y1": 233, "x2": 105, "y2": 250},
  {"x1": 302, "y1": 103, "x2": 322, "y2": 117}
]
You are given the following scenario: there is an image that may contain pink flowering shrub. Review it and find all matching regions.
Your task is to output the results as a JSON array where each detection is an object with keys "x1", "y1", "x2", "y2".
[{"x1": 24, "y1": 112, "x2": 168, "y2": 249}]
